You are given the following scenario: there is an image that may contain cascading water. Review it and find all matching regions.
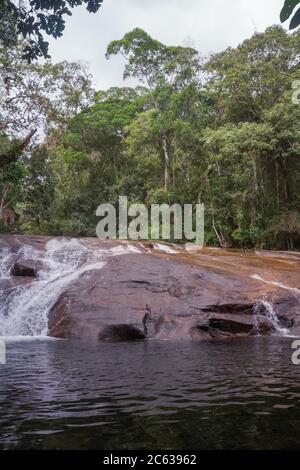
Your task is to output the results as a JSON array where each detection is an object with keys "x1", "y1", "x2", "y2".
[
  {"x1": 0, "y1": 238, "x2": 141, "y2": 338},
  {"x1": 0, "y1": 248, "x2": 14, "y2": 280},
  {"x1": 253, "y1": 299, "x2": 288, "y2": 336}
]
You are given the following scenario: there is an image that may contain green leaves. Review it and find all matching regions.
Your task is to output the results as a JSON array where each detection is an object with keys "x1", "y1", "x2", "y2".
[
  {"x1": 106, "y1": 28, "x2": 200, "y2": 91},
  {"x1": 280, "y1": 0, "x2": 300, "y2": 29},
  {"x1": 3, "y1": 26, "x2": 300, "y2": 248},
  {"x1": 1, "y1": 1, "x2": 104, "y2": 61}
]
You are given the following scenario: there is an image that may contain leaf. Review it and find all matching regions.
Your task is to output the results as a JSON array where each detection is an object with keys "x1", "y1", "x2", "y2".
[
  {"x1": 290, "y1": 6, "x2": 300, "y2": 28},
  {"x1": 280, "y1": 0, "x2": 300, "y2": 22}
]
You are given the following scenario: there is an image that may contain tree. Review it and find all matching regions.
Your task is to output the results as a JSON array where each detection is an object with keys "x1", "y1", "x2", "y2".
[
  {"x1": 106, "y1": 28, "x2": 201, "y2": 91},
  {"x1": 17, "y1": 144, "x2": 54, "y2": 233},
  {"x1": 205, "y1": 26, "x2": 300, "y2": 124},
  {"x1": 125, "y1": 84, "x2": 207, "y2": 197},
  {"x1": 202, "y1": 122, "x2": 275, "y2": 247},
  {"x1": 0, "y1": 42, "x2": 94, "y2": 138},
  {"x1": 0, "y1": 130, "x2": 27, "y2": 231},
  {"x1": 0, "y1": 0, "x2": 104, "y2": 61},
  {"x1": 106, "y1": 29, "x2": 202, "y2": 191},
  {"x1": 23, "y1": 87, "x2": 143, "y2": 235},
  {"x1": 201, "y1": 27, "x2": 300, "y2": 248},
  {"x1": 4, "y1": 26, "x2": 300, "y2": 250},
  {"x1": 281, "y1": 0, "x2": 300, "y2": 29},
  {"x1": 0, "y1": 41, "x2": 94, "y2": 233}
]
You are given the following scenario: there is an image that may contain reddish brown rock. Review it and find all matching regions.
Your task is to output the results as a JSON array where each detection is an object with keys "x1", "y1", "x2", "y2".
[
  {"x1": 47, "y1": 244, "x2": 300, "y2": 341},
  {"x1": 1, "y1": 235, "x2": 300, "y2": 341}
]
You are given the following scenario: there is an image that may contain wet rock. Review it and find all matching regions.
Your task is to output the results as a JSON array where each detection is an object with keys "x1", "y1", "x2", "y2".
[
  {"x1": 10, "y1": 263, "x2": 36, "y2": 277},
  {"x1": 98, "y1": 324, "x2": 145, "y2": 342},
  {"x1": 1, "y1": 235, "x2": 300, "y2": 341},
  {"x1": 202, "y1": 304, "x2": 254, "y2": 315},
  {"x1": 46, "y1": 245, "x2": 300, "y2": 341},
  {"x1": 193, "y1": 317, "x2": 272, "y2": 339},
  {"x1": 46, "y1": 252, "x2": 285, "y2": 341}
]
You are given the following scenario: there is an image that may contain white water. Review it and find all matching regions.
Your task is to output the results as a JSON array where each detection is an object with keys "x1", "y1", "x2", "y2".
[
  {"x1": 185, "y1": 243, "x2": 200, "y2": 252},
  {"x1": 0, "y1": 238, "x2": 142, "y2": 338},
  {"x1": 0, "y1": 248, "x2": 14, "y2": 280},
  {"x1": 153, "y1": 243, "x2": 178, "y2": 254},
  {"x1": 251, "y1": 274, "x2": 300, "y2": 295},
  {"x1": 253, "y1": 299, "x2": 288, "y2": 336}
]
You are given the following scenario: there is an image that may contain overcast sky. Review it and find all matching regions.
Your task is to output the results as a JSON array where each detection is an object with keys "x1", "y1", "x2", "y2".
[{"x1": 48, "y1": 0, "x2": 285, "y2": 90}]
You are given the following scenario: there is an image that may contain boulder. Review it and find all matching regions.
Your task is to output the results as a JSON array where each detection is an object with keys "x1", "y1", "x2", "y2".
[
  {"x1": 10, "y1": 263, "x2": 36, "y2": 277},
  {"x1": 47, "y1": 247, "x2": 299, "y2": 341},
  {"x1": 1, "y1": 235, "x2": 299, "y2": 341}
]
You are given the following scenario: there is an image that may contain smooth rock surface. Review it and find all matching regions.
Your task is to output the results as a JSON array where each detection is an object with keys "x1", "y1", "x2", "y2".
[{"x1": 1, "y1": 235, "x2": 300, "y2": 341}]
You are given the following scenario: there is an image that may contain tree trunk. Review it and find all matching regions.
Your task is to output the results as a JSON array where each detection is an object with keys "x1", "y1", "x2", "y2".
[
  {"x1": 251, "y1": 153, "x2": 258, "y2": 222},
  {"x1": 275, "y1": 159, "x2": 280, "y2": 207},
  {"x1": 211, "y1": 205, "x2": 228, "y2": 248},
  {"x1": 251, "y1": 154, "x2": 258, "y2": 193},
  {"x1": 162, "y1": 136, "x2": 171, "y2": 191},
  {"x1": 0, "y1": 129, "x2": 37, "y2": 169}
]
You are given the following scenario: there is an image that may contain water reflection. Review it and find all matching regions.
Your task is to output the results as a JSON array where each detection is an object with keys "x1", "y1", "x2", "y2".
[{"x1": 0, "y1": 337, "x2": 299, "y2": 449}]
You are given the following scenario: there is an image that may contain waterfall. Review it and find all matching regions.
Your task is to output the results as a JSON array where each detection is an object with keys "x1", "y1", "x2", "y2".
[
  {"x1": 253, "y1": 299, "x2": 288, "y2": 336},
  {"x1": 0, "y1": 238, "x2": 141, "y2": 338}
]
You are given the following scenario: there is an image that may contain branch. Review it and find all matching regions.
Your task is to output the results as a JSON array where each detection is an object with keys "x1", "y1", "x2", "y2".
[{"x1": 0, "y1": 128, "x2": 37, "y2": 168}]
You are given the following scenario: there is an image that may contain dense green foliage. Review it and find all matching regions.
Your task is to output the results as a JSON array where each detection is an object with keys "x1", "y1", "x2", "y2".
[
  {"x1": 0, "y1": 0, "x2": 103, "y2": 61},
  {"x1": 1, "y1": 26, "x2": 300, "y2": 249}
]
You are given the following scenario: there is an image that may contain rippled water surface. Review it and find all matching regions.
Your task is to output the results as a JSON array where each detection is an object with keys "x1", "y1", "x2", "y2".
[{"x1": 0, "y1": 337, "x2": 300, "y2": 449}]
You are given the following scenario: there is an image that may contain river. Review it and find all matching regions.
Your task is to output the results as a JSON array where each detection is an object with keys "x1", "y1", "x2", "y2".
[
  {"x1": 1, "y1": 236, "x2": 300, "y2": 450},
  {"x1": 0, "y1": 336, "x2": 299, "y2": 450}
]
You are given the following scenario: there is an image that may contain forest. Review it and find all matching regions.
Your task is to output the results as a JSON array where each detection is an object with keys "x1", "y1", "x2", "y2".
[{"x1": 0, "y1": 25, "x2": 300, "y2": 250}]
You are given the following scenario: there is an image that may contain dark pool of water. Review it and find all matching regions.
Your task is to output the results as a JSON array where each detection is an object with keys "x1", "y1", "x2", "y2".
[{"x1": 0, "y1": 337, "x2": 300, "y2": 450}]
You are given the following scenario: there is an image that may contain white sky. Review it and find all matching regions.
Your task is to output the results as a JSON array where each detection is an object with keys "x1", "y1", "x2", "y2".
[{"x1": 48, "y1": 0, "x2": 285, "y2": 91}]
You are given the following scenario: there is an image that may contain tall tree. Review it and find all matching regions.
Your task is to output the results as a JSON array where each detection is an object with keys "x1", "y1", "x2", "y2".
[
  {"x1": 106, "y1": 28, "x2": 202, "y2": 191},
  {"x1": 0, "y1": 41, "x2": 94, "y2": 233},
  {"x1": 21, "y1": 87, "x2": 143, "y2": 235},
  {"x1": 3, "y1": 26, "x2": 299, "y2": 249},
  {"x1": 0, "y1": 42, "x2": 94, "y2": 138},
  {"x1": 205, "y1": 26, "x2": 300, "y2": 124}
]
